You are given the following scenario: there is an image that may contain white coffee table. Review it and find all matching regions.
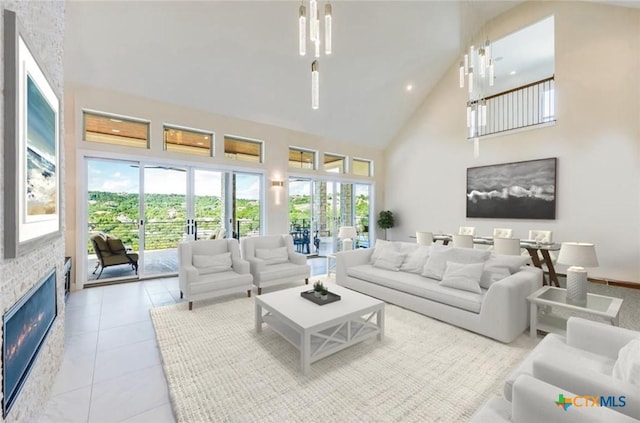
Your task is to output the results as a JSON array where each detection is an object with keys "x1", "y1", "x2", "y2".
[
  {"x1": 527, "y1": 286, "x2": 623, "y2": 338},
  {"x1": 255, "y1": 284, "x2": 384, "y2": 375}
]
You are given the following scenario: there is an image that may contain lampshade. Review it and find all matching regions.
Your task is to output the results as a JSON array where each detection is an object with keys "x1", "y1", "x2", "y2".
[
  {"x1": 338, "y1": 226, "x2": 357, "y2": 239},
  {"x1": 557, "y1": 242, "x2": 599, "y2": 267}
]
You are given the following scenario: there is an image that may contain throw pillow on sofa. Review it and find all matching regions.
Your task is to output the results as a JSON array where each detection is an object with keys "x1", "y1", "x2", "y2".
[
  {"x1": 479, "y1": 255, "x2": 530, "y2": 289},
  {"x1": 255, "y1": 246, "x2": 289, "y2": 265},
  {"x1": 613, "y1": 339, "x2": 640, "y2": 386},
  {"x1": 370, "y1": 239, "x2": 395, "y2": 264},
  {"x1": 400, "y1": 245, "x2": 431, "y2": 274},
  {"x1": 193, "y1": 252, "x2": 232, "y2": 275},
  {"x1": 439, "y1": 261, "x2": 484, "y2": 293},
  {"x1": 373, "y1": 250, "x2": 406, "y2": 272},
  {"x1": 422, "y1": 246, "x2": 490, "y2": 280}
]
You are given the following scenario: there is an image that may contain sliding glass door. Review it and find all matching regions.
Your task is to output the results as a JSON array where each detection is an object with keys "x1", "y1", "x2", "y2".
[
  {"x1": 142, "y1": 165, "x2": 187, "y2": 276},
  {"x1": 84, "y1": 157, "x2": 262, "y2": 285}
]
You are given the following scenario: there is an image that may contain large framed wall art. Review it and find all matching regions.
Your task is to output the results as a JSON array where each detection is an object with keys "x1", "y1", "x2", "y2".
[
  {"x1": 4, "y1": 10, "x2": 61, "y2": 258},
  {"x1": 466, "y1": 158, "x2": 557, "y2": 220}
]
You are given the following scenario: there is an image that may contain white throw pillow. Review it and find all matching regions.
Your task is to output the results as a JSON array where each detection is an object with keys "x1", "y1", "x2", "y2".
[
  {"x1": 193, "y1": 252, "x2": 232, "y2": 275},
  {"x1": 255, "y1": 246, "x2": 289, "y2": 265},
  {"x1": 480, "y1": 266, "x2": 511, "y2": 289},
  {"x1": 422, "y1": 246, "x2": 490, "y2": 280},
  {"x1": 373, "y1": 250, "x2": 406, "y2": 272},
  {"x1": 486, "y1": 255, "x2": 530, "y2": 274},
  {"x1": 439, "y1": 262, "x2": 484, "y2": 293},
  {"x1": 613, "y1": 339, "x2": 640, "y2": 386},
  {"x1": 400, "y1": 246, "x2": 431, "y2": 274},
  {"x1": 370, "y1": 240, "x2": 396, "y2": 264}
]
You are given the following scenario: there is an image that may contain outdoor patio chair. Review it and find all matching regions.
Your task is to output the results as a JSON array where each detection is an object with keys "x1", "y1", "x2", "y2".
[{"x1": 90, "y1": 233, "x2": 139, "y2": 279}]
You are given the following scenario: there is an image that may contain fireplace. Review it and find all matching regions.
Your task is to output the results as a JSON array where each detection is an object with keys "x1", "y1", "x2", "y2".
[{"x1": 3, "y1": 268, "x2": 57, "y2": 417}]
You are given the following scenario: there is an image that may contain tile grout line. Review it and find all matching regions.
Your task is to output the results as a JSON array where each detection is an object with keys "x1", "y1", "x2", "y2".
[{"x1": 85, "y1": 290, "x2": 104, "y2": 423}]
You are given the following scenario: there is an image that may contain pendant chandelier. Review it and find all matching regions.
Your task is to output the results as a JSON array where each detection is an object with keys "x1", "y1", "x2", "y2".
[
  {"x1": 460, "y1": 38, "x2": 494, "y2": 140},
  {"x1": 298, "y1": 1, "x2": 332, "y2": 109}
]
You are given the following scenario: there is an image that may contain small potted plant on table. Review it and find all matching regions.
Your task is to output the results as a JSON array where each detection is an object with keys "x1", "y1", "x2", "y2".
[
  {"x1": 313, "y1": 281, "x2": 324, "y2": 298},
  {"x1": 320, "y1": 288, "x2": 329, "y2": 301}
]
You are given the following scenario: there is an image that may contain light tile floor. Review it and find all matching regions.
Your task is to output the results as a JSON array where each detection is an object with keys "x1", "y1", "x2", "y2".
[{"x1": 39, "y1": 258, "x2": 328, "y2": 423}]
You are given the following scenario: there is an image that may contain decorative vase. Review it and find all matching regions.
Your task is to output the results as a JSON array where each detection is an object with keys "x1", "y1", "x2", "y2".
[{"x1": 321, "y1": 293, "x2": 328, "y2": 300}]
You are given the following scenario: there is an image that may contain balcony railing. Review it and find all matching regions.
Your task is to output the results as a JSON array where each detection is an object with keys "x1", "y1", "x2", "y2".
[{"x1": 469, "y1": 76, "x2": 555, "y2": 138}]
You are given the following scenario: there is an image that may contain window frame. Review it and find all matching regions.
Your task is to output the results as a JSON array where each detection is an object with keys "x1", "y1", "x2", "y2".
[
  {"x1": 288, "y1": 146, "x2": 317, "y2": 170},
  {"x1": 223, "y1": 135, "x2": 264, "y2": 163},
  {"x1": 82, "y1": 109, "x2": 150, "y2": 149},
  {"x1": 163, "y1": 124, "x2": 214, "y2": 157}
]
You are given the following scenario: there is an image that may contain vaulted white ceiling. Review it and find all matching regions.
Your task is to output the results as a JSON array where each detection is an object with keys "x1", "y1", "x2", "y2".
[{"x1": 64, "y1": 1, "x2": 526, "y2": 149}]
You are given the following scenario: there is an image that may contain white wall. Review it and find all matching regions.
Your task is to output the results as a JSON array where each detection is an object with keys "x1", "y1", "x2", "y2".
[
  {"x1": 64, "y1": 84, "x2": 384, "y2": 286},
  {"x1": 385, "y1": 1, "x2": 640, "y2": 283},
  {"x1": 0, "y1": 2, "x2": 65, "y2": 422}
]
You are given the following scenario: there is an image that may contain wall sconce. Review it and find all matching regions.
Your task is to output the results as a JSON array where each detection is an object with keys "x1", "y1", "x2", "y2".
[{"x1": 271, "y1": 180, "x2": 284, "y2": 205}]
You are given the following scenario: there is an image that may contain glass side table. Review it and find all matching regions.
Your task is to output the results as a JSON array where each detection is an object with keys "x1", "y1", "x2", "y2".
[{"x1": 527, "y1": 286, "x2": 623, "y2": 338}]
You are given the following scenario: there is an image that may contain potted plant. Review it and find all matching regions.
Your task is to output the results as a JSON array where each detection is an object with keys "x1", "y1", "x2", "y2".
[
  {"x1": 377, "y1": 210, "x2": 395, "y2": 240},
  {"x1": 313, "y1": 281, "x2": 324, "y2": 298},
  {"x1": 320, "y1": 288, "x2": 329, "y2": 300}
]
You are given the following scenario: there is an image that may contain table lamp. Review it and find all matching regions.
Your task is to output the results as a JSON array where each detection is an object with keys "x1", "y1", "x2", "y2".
[
  {"x1": 338, "y1": 226, "x2": 357, "y2": 251},
  {"x1": 557, "y1": 242, "x2": 598, "y2": 306}
]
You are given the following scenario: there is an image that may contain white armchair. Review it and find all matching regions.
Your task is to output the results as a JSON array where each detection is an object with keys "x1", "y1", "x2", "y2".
[
  {"x1": 178, "y1": 239, "x2": 253, "y2": 310},
  {"x1": 471, "y1": 374, "x2": 637, "y2": 423},
  {"x1": 240, "y1": 235, "x2": 311, "y2": 295},
  {"x1": 504, "y1": 317, "x2": 640, "y2": 420}
]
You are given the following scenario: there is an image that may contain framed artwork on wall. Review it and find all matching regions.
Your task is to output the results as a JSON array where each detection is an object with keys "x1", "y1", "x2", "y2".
[
  {"x1": 466, "y1": 158, "x2": 557, "y2": 219},
  {"x1": 4, "y1": 10, "x2": 61, "y2": 258}
]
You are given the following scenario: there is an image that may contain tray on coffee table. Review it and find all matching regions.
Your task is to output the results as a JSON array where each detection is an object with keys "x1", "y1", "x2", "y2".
[{"x1": 300, "y1": 290, "x2": 341, "y2": 305}]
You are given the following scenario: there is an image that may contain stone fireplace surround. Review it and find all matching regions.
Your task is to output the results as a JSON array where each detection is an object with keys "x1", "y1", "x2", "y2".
[{"x1": 0, "y1": 1, "x2": 65, "y2": 422}]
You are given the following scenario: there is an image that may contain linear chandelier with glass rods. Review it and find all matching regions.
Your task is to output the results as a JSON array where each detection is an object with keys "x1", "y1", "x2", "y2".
[
  {"x1": 299, "y1": 1, "x2": 332, "y2": 109},
  {"x1": 459, "y1": 38, "x2": 494, "y2": 139}
]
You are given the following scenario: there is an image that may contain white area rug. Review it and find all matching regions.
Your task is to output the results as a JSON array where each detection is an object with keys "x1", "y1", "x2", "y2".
[{"x1": 151, "y1": 286, "x2": 536, "y2": 422}]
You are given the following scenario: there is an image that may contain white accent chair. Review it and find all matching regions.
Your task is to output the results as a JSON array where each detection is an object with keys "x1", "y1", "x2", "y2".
[
  {"x1": 178, "y1": 239, "x2": 253, "y2": 310},
  {"x1": 415, "y1": 231, "x2": 433, "y2": 246},
  {"x1": 493, "y1": 228, "x2": 513, "y2": 238},
  {"x1": 494, "y1": 237, "x2": 521, "y2": 256},
  {"x1": 459, "y1": 226, "x2": 476, "y2": 236},
  {"x1": 503, "y1": 317, "x2": 640, "y2": 420},
  {"x1": 452, "y1": 234, "x2": 474, "y2": 248},
  {"x1": 241, "y1": 235, "x2": 311, "y2": 295},
  {"x1": 471, "y1": 374, "x2": 637, "y2": 423}
]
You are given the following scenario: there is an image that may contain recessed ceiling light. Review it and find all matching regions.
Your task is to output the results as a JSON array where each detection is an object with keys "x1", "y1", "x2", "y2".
[
  {"x1": 510, "y1": 70, "x2": 517, "y2": 75},
  {"x1": 405, "y1": 84, "x2": 414, "y2": 92},
  {"x1": 110, "y1": 118, "x2": 123, "y2": 123},
  {"x1": 111, "y1": 129, "x2": 120, "y2": 133}
]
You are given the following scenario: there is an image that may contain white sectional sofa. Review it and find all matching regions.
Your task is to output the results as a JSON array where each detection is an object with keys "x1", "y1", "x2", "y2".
[{"x1": 335, "y1": 241, "x2": 543, "y2": 343}]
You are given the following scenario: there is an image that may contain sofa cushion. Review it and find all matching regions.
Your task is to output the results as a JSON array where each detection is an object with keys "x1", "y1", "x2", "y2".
[
  {"x1": 504, "y1": 333, "x2": 616, "y2": 401},
  {"x1": 193, "y1": 252, "x2": 232, "y2": 275},
  {"x1": 613, "y1": 339, "x2": 640, "y2": 386},
  {"x1": 480, "y1": 255, "x2": 530, "y2": 289},
  {"x1": 422, "y1": 246, "x2": 491, "y2": 280},
  {"x1": 370, "y1": 239, "x2": 395, "y2": 264},
  {"x1": 253, "y1": 262, "x2": 309, "y2": 284},
  {"x1": 190, "y1": 270, "x2": 253, "y2": 294},
  {"x1": 347, "y1": 264, "x2": 484, "y2": 313},
  {"x1": 439, "y1": 262, "x2": 483, "y2": 293},
  {"x1": 400, "y1": 246, "x2": 431, "y2": 274},
  {"x1": 373, "y1": 250, "x2": 406, "y2": 271},
  {"x1": 255, "y1": 246, "x2": 289, "y2": 265}
]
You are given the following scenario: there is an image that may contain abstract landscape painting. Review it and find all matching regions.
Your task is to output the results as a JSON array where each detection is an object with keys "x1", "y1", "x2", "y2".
[
  {"x1": 26, "y1": 75, "x2": 57, "y2": 217},
  {"x1": 466, "y1": 158, "x2": 557, "y2": 219}
]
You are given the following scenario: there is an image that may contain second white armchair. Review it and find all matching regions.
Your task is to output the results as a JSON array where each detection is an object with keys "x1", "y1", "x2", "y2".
[{"x1": 241, "y1": 235, "x2": 311, "y2": 295}]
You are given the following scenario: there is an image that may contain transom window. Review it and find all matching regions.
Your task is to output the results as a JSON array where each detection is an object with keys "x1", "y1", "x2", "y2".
[
  {"x1": 164, "y1": 125, "x2": 213, "y2": 157},
  {"x1": 224, "y1": 136, "x2": 263, "y2": 163},
  {"x1": 352, "y1": 158, "x2": 373, "y2": 177},
  {"x1": 324, "y1": 153, "x2": 346, "y2": 173},
  {"x1": 289, "y1": 147, "x2": 316, "y2": 170},
  {"x1": 83, "y1": 111, "x2": 149, "y2": 148}
]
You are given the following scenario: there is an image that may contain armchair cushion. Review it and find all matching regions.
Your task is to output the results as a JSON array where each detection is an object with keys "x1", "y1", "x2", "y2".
[
  {"x1": 613, "y1": 339, "x2": 640, "y2": 386},
  {"x1": 193, "y1": 252, "x2": 232, "y2": 275},
  {"x1": 106, "y1": 237, "x2": 127, "y2": 254},
  {"x1": 255, "y1": 246, "x2": 289, "y2": 265}
]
